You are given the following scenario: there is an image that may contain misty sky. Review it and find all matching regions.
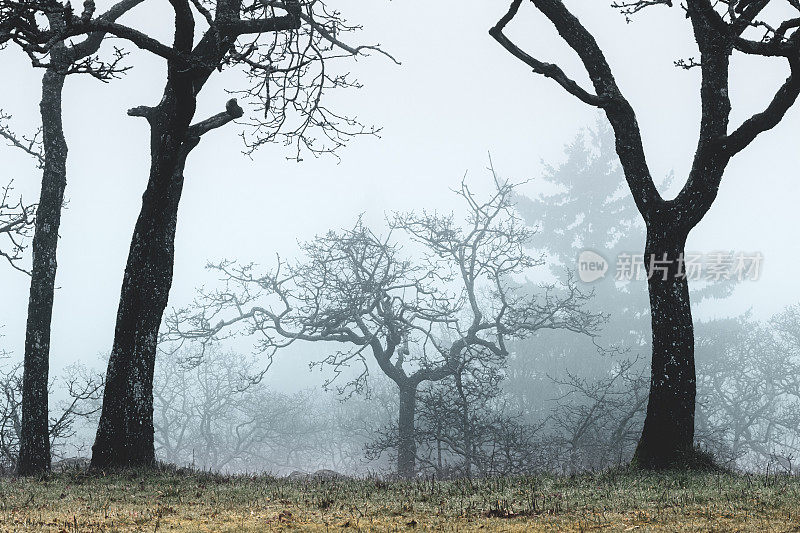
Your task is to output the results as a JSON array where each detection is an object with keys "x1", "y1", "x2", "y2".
[{"x1": 1, "y1": 0, "x2": 798, "y2": 383}]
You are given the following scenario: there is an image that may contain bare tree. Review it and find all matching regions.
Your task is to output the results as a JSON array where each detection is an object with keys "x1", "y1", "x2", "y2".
[
  {"x1": 153, "y1": 344, "x2": 393, "y2": 474},
  {"x1": 168, "y1": 177, "x2": 603, "y2": 477},
  {"x1": 2, "y1": 0, "x2": 150, "y2": 474},
  {"x1": 535, "y1": 311, "x2": 800, "y2": 474},
  {"x1": 3, "y1": 0, "x2": 394, "y2": 469},
  {"x1": 670, "y1": 313, "x2": 800, "y2": 470},
  {"x1": 0, "y1": 351, "x2": 21, "y2": 472},
  {"x1": 154, "y1": 345, "x2": 306, "y2": 472},
  {"x1": 0, "y1": 360, "x2": 103, "y2": 474},
  {"x1": 546, "y1": 356, "x2": 649, "y2": 473},
  {"x1": 404, "y1": 364, "x2": 546, "y2": 478},
  {"x1": 92, "y1": 0, "x2": 389, "y2": 470},
  {"x1": 490, "y1": 0, "x2": 800, "y2": 468}
]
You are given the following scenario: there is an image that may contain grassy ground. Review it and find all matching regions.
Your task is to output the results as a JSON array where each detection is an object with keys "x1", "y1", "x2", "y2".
[{"x1": 1, "y1": 469, "x2": 800, "y2": 531}]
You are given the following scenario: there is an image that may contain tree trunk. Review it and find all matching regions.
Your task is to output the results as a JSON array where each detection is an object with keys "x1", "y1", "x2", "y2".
[
  {"x1": 397, "y1": 384, "x2": 417, "y2": 478},
  {"x1": 91, "y1": 86, "x2": 196, "y2": 469},
  {"x1": 455, "y1": 373, "x2": 472, "y2": 478},
  {"x1": 631, "y1": 9, "x2": 730, "y2": 470},
  {"x1": 634, "y1": 225, "x2": 696, "y2": 469},
  {"x1": 18, "y1": 63, "x2": 68, "y2": 476}
]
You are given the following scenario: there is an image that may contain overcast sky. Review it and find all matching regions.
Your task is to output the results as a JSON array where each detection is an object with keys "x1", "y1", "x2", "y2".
[{"x1": 1, "y1": 0, "x2": 798, "y2": 384}]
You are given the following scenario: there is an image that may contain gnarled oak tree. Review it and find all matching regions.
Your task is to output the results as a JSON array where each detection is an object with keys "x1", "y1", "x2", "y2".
[
  {"x1": 3, "y1": 0, "x2": 393, "y2": 469},
  {"x1": 2, "y1": 0, "x2": 147, "y2": 474},
  {"x1": 490, "y1": 0, "x2": 800, "y2": 468},
  {"x1": 167, "y1": 178, "x2": 604, "y2": 477}
]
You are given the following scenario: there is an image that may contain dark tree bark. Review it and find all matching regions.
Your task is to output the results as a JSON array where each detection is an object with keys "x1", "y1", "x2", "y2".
[
  {"x1": 17, "y1": 54, "x2": 67, "y2": 476},
  {"x1": 92, "y1": 0, "x2": 388, "y2": 468},
  {"x1": 90, "y1": 92, "x2": 192, "y2": 468},
  {"x1": 90, "y1": 79, "x2": 243, "y2": 468},
  {"x1": 91, "y1": 0, "x2": 268, "y2": 467},
  {"x1": 633, "y1": 222, "x2": 695, "y2": 465},
  {"x1": 13, "y1": 0, "x2": 148, "y2": 476},
  {"x1": 491, "y1": 0, "x2": 800, "y2": 468},
  {"x1": 3, "y1": 0, "x2": 382, "y2": 471},
  {"x1": 5, "y1": 0, "x2": 374, "y2": 471}
]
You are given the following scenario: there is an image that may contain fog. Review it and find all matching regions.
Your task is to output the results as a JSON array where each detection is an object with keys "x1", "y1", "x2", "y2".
[{"x1": 1, "y1": 0, "x2": 799, "y2": 476}]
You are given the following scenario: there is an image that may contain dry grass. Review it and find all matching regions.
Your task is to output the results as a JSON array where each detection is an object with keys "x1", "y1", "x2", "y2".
[{"x1": 1, "y1": 468, "x2": 800, "y2": 531}]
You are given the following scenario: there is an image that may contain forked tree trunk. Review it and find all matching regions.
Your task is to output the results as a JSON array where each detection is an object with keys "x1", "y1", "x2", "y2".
[
  {"x1": 18, "y1": 61, "x2": 68, "y2": 476},
  {"x1": 397, "y1": 384, "x2": 417, "y2": 478},
  {"x1": 490, "y1": 0, "x2": 800, "y2": 471},
  {"x1": 91, "y1": 84, "x2": 196, "y2": 469},
  {"x1": 88, "y1": 1, "x2": 256, "y2": 467},
  {"x1": 86, "y1": 3, "x2": 300, "y2": 470},
  {"x1": 633, "y1": 224, "x2": 696, "y2": 468}
]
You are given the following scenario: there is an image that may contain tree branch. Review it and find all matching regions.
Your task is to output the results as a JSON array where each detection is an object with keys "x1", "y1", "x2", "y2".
[
  {"x1": 187, "y1": 98, "x2": 244, "y2": 138},
  {"x1": 0, "y1": 111, "x2": 44, "y2": 167},
  {"x1": 490, "y1": 0, "x2": 662, "y2": 218},
  {"x1": 223, "y1": 13, "x2": 301, "y2": 36},
  {"x1": 68, "y1": 0, "x2": 148, "y2": 61},
  {"x1": 489, "y1": 0, "x2": 608, "y2": 108},
  {"x1": 722, "y1": 57, "x2": 800, "y2": 156}
]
